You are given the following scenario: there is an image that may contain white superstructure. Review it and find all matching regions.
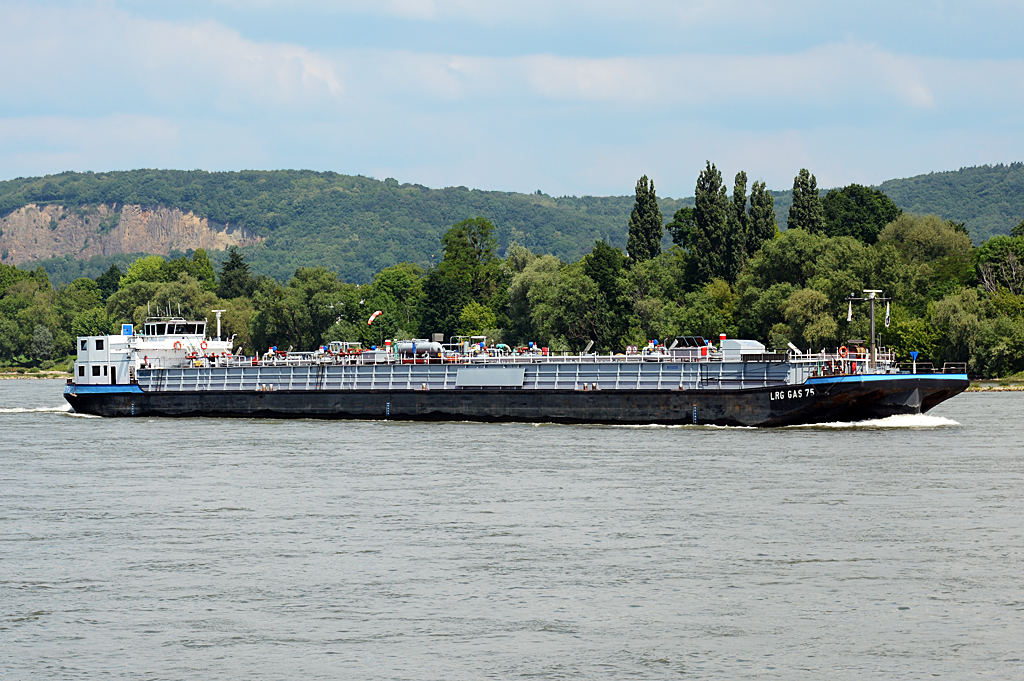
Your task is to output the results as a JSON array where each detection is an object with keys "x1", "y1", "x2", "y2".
[{"x1": 74, "y1": 317, "x2": 233, "y2": 385}]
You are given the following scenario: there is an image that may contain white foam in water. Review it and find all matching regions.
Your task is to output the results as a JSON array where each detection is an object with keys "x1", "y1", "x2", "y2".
[
  {"x1": 0, "y1": 403, "x2": 72, "y2": 414},
  {"x1": 789, "y1": 413, "x2": 960, "y2": 429},
  {"x1": 0, "y1": 403, "x2": 98, "y2": 417}
]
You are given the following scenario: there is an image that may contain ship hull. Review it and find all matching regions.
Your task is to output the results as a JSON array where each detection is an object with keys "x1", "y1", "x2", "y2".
[{"x1": 64, "y1": 374, "x2": 968, "y2": 427}]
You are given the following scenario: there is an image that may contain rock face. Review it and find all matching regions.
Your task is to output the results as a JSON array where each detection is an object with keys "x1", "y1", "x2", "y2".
[{"x1": 0, "y1": 204, "x2": 262, "y2": 265}]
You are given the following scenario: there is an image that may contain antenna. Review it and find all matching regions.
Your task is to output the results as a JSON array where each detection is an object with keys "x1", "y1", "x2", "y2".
[{"x1": 211, "y1": 309, "x2": 226, "y2": 340}]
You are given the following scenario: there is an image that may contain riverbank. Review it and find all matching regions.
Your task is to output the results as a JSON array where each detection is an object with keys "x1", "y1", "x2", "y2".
[
  {"x1": 0, "y1": 370, "x2": 71, "y2": 380},
  {"x1": 967, "y1": 381, "x2": 1024, "y2": 392}
]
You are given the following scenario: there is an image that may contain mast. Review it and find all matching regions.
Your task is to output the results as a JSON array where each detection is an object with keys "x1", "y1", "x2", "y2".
[
  {"x1": 847, "y1": 289, "x2": 887, "y2": 372},
  {"x1": 212, "y1": 309, "x2": 226, "y2": 340},
  {"x1": 866, "y1": 290, "x2": 879, "y2": 371}
]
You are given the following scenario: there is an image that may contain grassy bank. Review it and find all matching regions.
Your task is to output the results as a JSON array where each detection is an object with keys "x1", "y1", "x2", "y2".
[{"x1": 0, "y1": 368, "x2": 72, "y2": 379}]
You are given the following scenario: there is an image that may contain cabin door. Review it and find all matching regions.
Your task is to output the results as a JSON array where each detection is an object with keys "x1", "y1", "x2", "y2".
[{"x1": 111, "y1": 367, "x2": 116, "y2": 385}]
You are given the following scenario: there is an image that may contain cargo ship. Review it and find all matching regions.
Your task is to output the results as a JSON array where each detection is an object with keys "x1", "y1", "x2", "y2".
[{"x1": 63, "y1": 305, "x2": 968, "y2": 427}]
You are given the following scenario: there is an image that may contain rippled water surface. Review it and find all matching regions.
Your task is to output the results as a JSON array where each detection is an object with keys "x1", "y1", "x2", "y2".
[{"x1": 2, "y1": 379, "x2": 1023, "y2": 679}]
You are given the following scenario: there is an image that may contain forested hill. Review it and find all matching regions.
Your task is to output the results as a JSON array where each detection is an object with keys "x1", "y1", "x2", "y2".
[
  {"x1": 877, "y1": 163, "x2": 1024, "y2": 243},
  {"x1": 0, "y1": 170, "x2": 686, "y2": 283},
  {"x1": 2, "y1": 164, "x2": 1022, "y2": 283}
]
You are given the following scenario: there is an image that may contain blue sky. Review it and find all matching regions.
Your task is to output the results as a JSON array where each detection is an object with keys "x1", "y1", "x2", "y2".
[{"x1": 1, "y1": 0, "x2": 1023, "y2": 197}]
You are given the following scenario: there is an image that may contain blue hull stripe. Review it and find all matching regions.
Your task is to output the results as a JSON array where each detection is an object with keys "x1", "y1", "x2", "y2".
[
  {"x1": 66, "y1": 384, "x2": 144, "y2": 394},
  {"x1": 805, "y1": 374, "x2": 968, "y2": 384}
]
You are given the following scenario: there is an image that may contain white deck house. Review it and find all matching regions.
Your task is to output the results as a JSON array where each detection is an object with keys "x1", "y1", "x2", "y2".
[{"x1": 74, "y1": 317, "x2": 233, "y2": 385}]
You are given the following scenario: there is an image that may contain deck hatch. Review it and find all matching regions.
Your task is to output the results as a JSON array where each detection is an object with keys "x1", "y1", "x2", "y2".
[{"x1": 456, "y1": 367, "x2": 526, "y2": 387}]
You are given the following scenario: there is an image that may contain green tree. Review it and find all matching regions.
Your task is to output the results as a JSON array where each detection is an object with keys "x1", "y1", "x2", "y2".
[
  {"x1": 95, "y1": 263, "x2": 123, "y2": 300},
  {"x1": 976, "y1": 235, "x2": 1024, "y2": 295},
  {"x1": 626, "y1": 175, "x2": 663, "y2": 263},
  {"x1": 458, "y1": 301, "x2": 498, "y2": 336},
  {"x1": 879, "y1": 214, "x2": 973, "y2": 262},
  {"x1": 359, "y1": 262, "x2": 425, "y2": 343},
  {"x1": 216, "y1": 246, "x2": 255, "y2": 299},
  {"x1": 735, "y1": 281, "x2": 796, "y2": 344},
  {"x1": 164, "y1": 250, "x2": 216, "y2": 291},
  {"x1": 0, "y1": 263, "x2": 32, "y2": 292},
  {"x1": 71, "y1": 308, "x2": 117, "y2": 338},
  {"x1": 120, "y1": 256, "x2": 167, "y2": 287},
  {"x1": 822, "y1": 184, "x2": 901, "y2": 244},
  {"x1": 747, "y1": 181, "x2": 777, "y2": 255},
  {"x1": 878, "y1": 307, "x2": 939, "y2": 361},
  {"x1": 692, "y1": 162, "x2": 731, "y2": 283},
  {"x1": 0, "y1": 318, "x2": 20, "y2": 360},
  {"x1": 438, "y1": 217, "x2": 501, "y2": 300},
  {"x1": 1013, "y1": 219, "x2": 1024, "y2": 238},
  {"x1": 582, "y1": 240, "x2": 627, "y2": 344},
  {"x1": 249, "y1": 267, "x2": 353, "y2": 351},
  {"x1": 31, "y1": 324, "x2": 54, "y2": 360},
  {"x1": 788, "y1": 169, "x2": 825, "y2": 233},
  {"x1": 784, "y1": 288, "x2": 837, "y2": 349},
  {"x1": 879, "y1": 214, "x2": 974, "y2": 302},
  {"x1": 505, "y1": 254, "x2": 561, "y2": 345},
  {"x1": 742, "y1": 228, "x2": 825, "y2": 289},
  {"x1": 109, "y1": 273, "x2": 221, "y2": 330},
  {"x1": 420, "y1": 269, "x2": 469, "y2": 342},
  {"x1": 666, "y1": 207, "x2": 695, "y2": 250},
  {"x1": 552, "y1": 263, "x2": 604, "y2": 349},
  {"x1": 725, "y1": 171, "x2": 748, "y2": 281}
]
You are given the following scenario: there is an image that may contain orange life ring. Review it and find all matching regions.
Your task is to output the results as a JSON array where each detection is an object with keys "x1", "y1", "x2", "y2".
[
  {"x1": 173, "y1": 341, "x2": 182, "y2": 350},
  {"x1": 200, "y1": 341, "x2": 208, "y2": 351},
  {"x1": 838, "y1": 345, "x2": 848, "y2": 358}
]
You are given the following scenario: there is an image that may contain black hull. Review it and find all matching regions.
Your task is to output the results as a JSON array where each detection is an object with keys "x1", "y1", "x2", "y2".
[{"x1": 64, "y1": 375, "x2": 968, "y2": 427}]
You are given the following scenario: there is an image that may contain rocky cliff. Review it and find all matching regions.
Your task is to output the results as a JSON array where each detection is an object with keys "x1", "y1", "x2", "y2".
[{"x1": 0, "y1": 203, "x2": 262, "y2": 265}]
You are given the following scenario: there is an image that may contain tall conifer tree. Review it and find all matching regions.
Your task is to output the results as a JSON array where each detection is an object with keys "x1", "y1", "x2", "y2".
[
  {"x1": 788, "y1": 168, "x2": 825, "y2": 233},
  {"x1": 692, "y1": 162, "x2": 730, "y2": 283},
  {"x1": 626, "y1": 175, "x2": 663, "y2": 263},
  {"x1": 747, "y1": 180, "x2": 777, "y2": 255},
  {"x1": 725, "y1": 171, "x2": 748, "y2": 281}
]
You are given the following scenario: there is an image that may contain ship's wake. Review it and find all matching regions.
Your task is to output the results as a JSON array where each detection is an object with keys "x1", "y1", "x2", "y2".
[
  {"x1": 0, "y1": 403, "x2": 99, "y2": 417},
  {"x1": 788, "y1": 414, "x2": 960, "y2": 429}
]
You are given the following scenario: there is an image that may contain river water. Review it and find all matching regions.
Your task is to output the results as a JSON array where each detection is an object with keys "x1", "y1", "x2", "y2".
[{"x1": 1, "y1": 379, "x2": 1022, "y2": 679}]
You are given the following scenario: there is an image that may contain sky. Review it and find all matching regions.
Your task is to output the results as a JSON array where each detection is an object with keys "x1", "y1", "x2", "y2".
[{"x1": 1, "y1": 0, "x2": 1023, "y2": 197}]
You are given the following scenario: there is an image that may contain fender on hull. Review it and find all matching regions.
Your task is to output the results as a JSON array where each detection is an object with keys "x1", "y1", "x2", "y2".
[{"x1": 64, "y1": 375, "x2": 969, "y2": 427}]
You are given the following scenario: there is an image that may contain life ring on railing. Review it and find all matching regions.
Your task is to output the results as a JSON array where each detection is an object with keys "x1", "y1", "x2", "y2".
[
  {"x1": 200, "y1": 341, "x2": 208, "y2": 351},
  {"x1": 838, "y1": 345, "x2": 848, "y2": 358},
  {"x1": 173, "y1": 341, "x2": 182, "y2": 350}
]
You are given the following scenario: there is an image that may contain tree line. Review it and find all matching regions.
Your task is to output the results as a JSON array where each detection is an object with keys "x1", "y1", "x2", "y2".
[{"x1": 2, "y1": 165, "x2": 1023, "y2": 378}]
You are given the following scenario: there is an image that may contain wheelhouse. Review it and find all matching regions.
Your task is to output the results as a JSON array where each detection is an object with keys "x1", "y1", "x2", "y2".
[{"x1": 143, "y1": 319, "x2": 206, "y2": 336}]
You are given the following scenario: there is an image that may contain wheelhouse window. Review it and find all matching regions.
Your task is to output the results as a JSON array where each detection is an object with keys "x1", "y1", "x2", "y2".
[
  {"x1": 95, "y1": 339, "x2": 104, "y2": 351},
  {"x1": 92, "y1": 366, "x2": 101, "y2": 376},
  {"x1": 197, "y1": 324, "x2": 205, "y2": 336},
  {"x1": 184, "y1": 324, "x2": 196, "y2": 334},
  {"x1": 80, "y1": 340, "x2": 87, "y2": 351},
  {"x1": 156, "y1": 324, "x2": 166, "y2": 335},
  {"x1": 174, "y1": 324, "x2": 186, "y2": 334}
]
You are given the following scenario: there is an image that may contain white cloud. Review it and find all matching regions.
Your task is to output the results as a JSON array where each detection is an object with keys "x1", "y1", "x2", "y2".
[
  {"x1": 353, "y1": 43, "x2": 955, "y2": 112},
  {"x1": 1, "y1": 1, "x2": 1023, "y2": 194},
  {"x1": 0, "y1": 3, "x2": 344, "y2": 116},
  {"x1": 0, "y1": 115, "x2": 180, "y2": 176}
]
